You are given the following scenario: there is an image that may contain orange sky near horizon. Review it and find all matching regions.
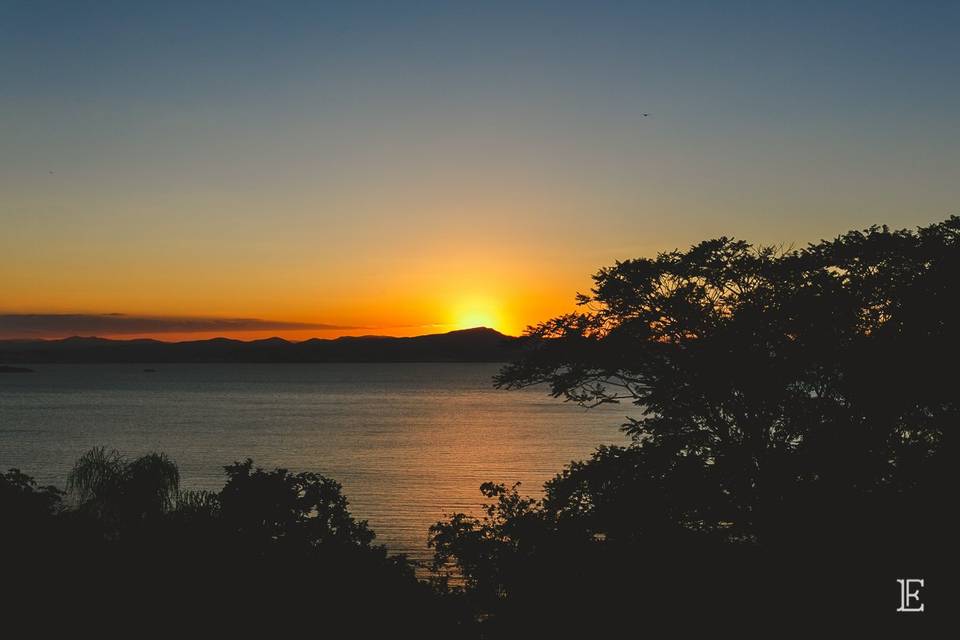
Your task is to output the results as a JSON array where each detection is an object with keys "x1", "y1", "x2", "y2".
[
  {"x1": 3, "y1": 3, "x2": 958, "y2": 341},
  {"x1": 2, "y1": 210, "x2": 953, "y2": 341},
  {"x1": 0, "y1": 255, "x2": 592, "y2": 340}
]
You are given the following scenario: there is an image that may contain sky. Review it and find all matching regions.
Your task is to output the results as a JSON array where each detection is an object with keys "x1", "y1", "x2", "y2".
[{"x1": 2, "y1": 0, "x2": 958, "y2": 340}]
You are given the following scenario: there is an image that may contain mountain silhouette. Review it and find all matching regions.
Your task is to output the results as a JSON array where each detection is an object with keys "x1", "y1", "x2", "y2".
[{"x1": 0, "y1": 327, "x2": 520, "y2": 364}]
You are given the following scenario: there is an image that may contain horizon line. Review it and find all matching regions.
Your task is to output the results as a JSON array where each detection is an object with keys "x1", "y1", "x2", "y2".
[{"x1": 0, "y1": 326, "x2": 515, "y2": 345}]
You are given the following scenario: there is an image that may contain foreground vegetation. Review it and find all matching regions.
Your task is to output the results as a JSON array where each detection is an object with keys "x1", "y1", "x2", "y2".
[
  {"x1": 4, "y1": 218, "x2": 955, "y2": 634},
  {"x1": 2, "y1": 450, "x2": 469, "y2": 635}
]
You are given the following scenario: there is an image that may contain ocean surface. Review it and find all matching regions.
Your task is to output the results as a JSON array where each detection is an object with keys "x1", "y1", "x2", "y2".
[{"x1": 0, "y1": 363, "x2": 628, "y2": 563}]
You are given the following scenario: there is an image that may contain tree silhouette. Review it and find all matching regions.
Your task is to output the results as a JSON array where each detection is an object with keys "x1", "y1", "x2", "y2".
[
  {"x1": 4, "y1": 450, "x2": 470, "y2": 636},
  {"x1": 431, "y1": 217, "x2": 958, "y2": 630},
  {"x1": 0, "y1": 468, "x2": 63, "y2": 548},
  {"x1": 494, "y1": 217, "x2": 957, "y2": 543},
  {"x1": 67, "y1": 447, "x2": 179, "y2": 533}
]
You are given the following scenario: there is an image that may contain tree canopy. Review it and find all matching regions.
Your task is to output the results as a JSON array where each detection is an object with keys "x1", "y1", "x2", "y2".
[
  {"x1": 494, "y1": 217, "x2": 957, "y2": 543},
  {"x1": 429, "y1": 218, "x2": 958, "y2": 631}
]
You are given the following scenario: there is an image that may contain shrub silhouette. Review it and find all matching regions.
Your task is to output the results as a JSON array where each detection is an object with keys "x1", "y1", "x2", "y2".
[
  {"x1": 3, "y1": 450, "x2": 470, "y2": 636},
  {"x1": 0, "y1": 468, "x2": 63, "y2": 549}
]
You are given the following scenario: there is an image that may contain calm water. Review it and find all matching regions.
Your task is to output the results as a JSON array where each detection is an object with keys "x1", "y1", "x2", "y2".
[{"x1": 0, "y1": 364, "x2": 627, "y2": 562}]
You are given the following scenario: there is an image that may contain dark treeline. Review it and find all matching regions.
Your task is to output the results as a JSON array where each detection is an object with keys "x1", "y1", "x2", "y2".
[{"x1": 3, "y1": 218, "x2": 956, "y2": 635}]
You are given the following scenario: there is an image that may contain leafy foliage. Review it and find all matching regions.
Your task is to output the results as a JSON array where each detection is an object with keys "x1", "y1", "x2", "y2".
[
  {"x1": 432, "y1": 217, "x2": 958, "y2": 630},
  {"x1": 216, "y1": 458, "x2": 377, "y2": 554},
  {"x1": 5, "y1": 449, "x2": 467, "y2": 636},
  {"x1": 67, "y1": 447, "x2": 180, "y2": 529},
  {"x1": 0, "y1": 468, "x2": 63, "y2": 543},
  {"x1": 493, "y1": 217, "x2": 957, "y2": 541}
]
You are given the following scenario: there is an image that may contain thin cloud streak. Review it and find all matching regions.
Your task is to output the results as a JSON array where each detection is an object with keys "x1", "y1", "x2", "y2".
[{"x1": 0, "y1": 314, "x2": 360, "y2": 338}]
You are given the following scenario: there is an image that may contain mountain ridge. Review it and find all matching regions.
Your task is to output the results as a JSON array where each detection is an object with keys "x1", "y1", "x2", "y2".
[{"x1": 0, "y1": 327, "x2": 523, "y2": 364}]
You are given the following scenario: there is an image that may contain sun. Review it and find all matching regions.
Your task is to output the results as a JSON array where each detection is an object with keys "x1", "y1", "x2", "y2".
[{"x1": 453, "y1": 299, "x2": 503, "y2": 332}]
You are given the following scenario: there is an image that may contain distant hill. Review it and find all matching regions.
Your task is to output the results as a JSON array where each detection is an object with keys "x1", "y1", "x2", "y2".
[{"x1": 0, "y1": 327, "x2": 523, "y2": 364}]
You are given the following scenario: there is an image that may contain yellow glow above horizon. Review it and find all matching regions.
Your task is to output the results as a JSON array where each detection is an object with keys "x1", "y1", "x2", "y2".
[
  {"x1": 452, "y1": 297, "x2": 504, "y2": 332},
  {"x1": 455, "y1": 310, "x2": 498, "y2": 332}
]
